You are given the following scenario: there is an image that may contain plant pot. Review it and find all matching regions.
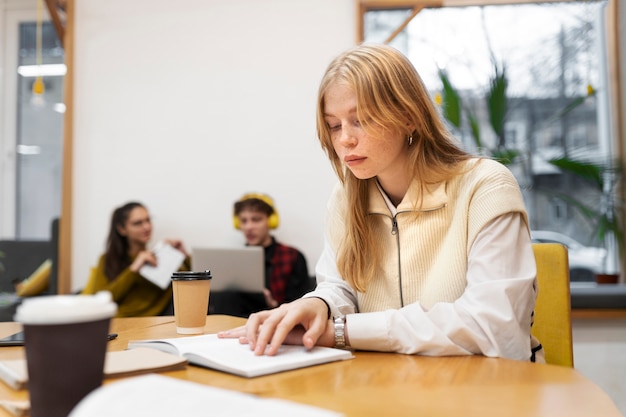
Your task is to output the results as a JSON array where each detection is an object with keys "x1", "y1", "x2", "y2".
[{"x1": 595, "y1": 273, "x2": 619, "y2": 284}]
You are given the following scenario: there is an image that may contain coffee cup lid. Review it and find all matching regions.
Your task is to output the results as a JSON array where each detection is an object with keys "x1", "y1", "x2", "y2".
[
  {"x1": 15, "y1": 291, "x2": 117, "y2": 325},
  {"x1": 171, "y1": 270, "x2": 212, "y2": 281}
]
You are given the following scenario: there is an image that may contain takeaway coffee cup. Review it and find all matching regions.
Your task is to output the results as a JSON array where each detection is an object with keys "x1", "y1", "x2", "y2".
[
  {"x1": 14, "y1": 291, "x2": 117, "y2": 417},
  {"x1": 171, "y1": 270, "x2": 212, "y2": 334}
]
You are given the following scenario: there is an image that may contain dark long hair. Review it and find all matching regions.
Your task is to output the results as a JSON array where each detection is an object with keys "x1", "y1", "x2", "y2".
[{"x1": 104, "y1": 202, "x2": 145, "y2": 280}]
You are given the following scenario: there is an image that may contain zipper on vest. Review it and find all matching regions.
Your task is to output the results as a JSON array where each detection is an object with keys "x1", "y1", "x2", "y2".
[
  {"x1": 392, "y1": 214, "x2": 405, "y2": 307},
  {"x1": 391, "y1": 217, "x2": 398, "y2": 235},
  {"x1": 391, "y1": 204, "x2": 446, "y2": 307},
  {"x1": 373, "y1": 204, "x2": 447, "y2": 308}
]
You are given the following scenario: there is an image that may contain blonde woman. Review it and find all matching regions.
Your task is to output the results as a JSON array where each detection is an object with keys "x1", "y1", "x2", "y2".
[{"x1": 220, "y1": 44, "x2": 542, "y2": 363}]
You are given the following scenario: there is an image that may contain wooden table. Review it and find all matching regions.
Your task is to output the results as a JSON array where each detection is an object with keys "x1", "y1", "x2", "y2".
[{"x1": 0, "y1": 315, "x2": 623, "y2": 417}]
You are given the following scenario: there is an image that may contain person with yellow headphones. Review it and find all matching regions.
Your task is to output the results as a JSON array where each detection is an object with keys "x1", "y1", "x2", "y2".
[{"x1": 209, "y1": 193, "x2": 313, "y2": 318}]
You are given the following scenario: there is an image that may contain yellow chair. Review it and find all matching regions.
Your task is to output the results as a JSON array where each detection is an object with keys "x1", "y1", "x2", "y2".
[{"x1": 531, "y1": 243, "x2": 574, "y2": 367}]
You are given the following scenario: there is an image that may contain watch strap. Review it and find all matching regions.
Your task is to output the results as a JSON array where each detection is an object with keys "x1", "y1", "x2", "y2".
[{"x1": 333, "y1": 316, "x2": 348, "y2": 349}]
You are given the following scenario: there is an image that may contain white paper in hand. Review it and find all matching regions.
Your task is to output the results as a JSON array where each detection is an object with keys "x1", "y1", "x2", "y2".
[{"x1": 139, "y1": 242, "x2": 186, "y2": 289}]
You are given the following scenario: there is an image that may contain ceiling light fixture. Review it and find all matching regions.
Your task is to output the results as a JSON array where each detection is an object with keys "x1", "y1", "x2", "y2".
[{"x1": 18, "y1": 63, "x2": 67, "y2": 77}]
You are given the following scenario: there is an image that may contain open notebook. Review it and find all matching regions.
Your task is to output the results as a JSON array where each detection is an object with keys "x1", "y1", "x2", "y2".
[
  {"x1": 127, "y1": 334, "x2": 354, "y2": 378},
  {"x1": 191, "y1": 247, "x2": 264, "y2": 292}
]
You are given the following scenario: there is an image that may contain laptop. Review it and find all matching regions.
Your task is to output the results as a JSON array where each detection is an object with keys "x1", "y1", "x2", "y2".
[{"x1": 191, "y1": 247, "x2": 264, "y2": 292}]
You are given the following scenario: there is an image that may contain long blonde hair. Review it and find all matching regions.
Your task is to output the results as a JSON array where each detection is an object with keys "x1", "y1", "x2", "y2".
[{"x1": 316, "y1": 43, "x2": 472, "y2": 291}]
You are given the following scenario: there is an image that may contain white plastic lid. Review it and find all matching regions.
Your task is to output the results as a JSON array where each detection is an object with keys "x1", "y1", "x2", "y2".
[{"x1": 15, "y1": 291, "x2": 117, "y2": 325}]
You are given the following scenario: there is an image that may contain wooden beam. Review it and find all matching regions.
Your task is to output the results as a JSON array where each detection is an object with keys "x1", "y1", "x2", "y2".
[
  {"x1": 356, "y1": 1, "x2": 439, "y2": 43},
  {"x1": 383, "y1": 6, "x2": 425, "y2": 44},
  {"x1": 359, "y1": 0, "x2": 440, "y2": 6},
  {"x1": 43, "y1": 0, "x2": 65, "y2": 48},
  {"x1": 58, "y1": 0, "x2": 74, "y2": 294},
  {"x1": 355, "y1": 0, "x2": 365, "y2": 44},
  {"x1": 605, "y1": 0, "x2": 625, "y2": 279}
]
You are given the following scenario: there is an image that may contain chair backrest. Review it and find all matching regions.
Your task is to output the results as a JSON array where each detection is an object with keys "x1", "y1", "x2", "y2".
[
  {"x1": 0, "y1": 240, "x2": 52, "y2": 293},
  {"x1": 531, "y1": 243, "x2": 574, "y2": 367}
]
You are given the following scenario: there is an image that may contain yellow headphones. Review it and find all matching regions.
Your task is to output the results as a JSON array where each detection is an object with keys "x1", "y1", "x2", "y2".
[{"x1": 233, "y1": 193, "x2": 280, "y2": 230}]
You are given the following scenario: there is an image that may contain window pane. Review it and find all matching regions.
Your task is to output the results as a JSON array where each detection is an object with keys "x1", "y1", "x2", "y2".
[
  {"x1": 364, "y1": 2, "x2": 614, "y2": 281},
  {"x1": 16, "y1": 21, "x2": 64, "y2": 239}
]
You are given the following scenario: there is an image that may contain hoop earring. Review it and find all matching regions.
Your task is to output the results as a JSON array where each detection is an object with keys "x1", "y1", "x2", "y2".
[{"x1": 407, "y1": 134, "x2": 413, "y2": 146}]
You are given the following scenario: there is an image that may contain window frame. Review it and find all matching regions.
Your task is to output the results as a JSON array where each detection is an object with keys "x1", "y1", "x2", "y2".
[{"x1": 356, "y1": 0, "x2": 626, "y2": 303}]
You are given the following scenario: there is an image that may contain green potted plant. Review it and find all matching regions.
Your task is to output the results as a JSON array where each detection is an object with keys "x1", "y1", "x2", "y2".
[{"x1": 438, "y1": 65, "x2": 520, "y2": 165}]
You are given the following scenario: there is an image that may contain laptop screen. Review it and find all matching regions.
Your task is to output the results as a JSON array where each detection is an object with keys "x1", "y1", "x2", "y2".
[{"x1": 191, "y1": 247, "x2": 264, "y2": 292}]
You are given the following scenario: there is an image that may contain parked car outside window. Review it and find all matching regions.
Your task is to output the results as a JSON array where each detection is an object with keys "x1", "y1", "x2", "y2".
[{"x1": 530, "y1": 230, "x2": 607, "y2": 282}]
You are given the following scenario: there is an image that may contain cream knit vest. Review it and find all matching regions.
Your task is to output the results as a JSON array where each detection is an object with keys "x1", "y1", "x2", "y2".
[{"x1": 327, "y1": 158, "x2": 529, "y2": 312}]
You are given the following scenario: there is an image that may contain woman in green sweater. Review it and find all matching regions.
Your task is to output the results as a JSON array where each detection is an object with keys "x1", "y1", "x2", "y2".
[{"x1": 82, "y1": 202, "x2": 190, "y2": 317}]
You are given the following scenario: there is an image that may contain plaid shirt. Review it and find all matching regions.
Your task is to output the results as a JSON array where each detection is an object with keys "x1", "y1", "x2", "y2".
[{"x1": 264, "y1": 238, "x2": 310, "y2": 305}]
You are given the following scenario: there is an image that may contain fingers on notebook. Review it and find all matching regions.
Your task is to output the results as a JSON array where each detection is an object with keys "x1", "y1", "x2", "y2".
[{"x1": 217, "y1": 326, "x2": 246, "y2": 339}]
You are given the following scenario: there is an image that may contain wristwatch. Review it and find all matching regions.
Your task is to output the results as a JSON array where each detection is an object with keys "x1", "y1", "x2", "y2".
[{"x1": 333, "y1": 316, "x2": 349, "y2": 349}]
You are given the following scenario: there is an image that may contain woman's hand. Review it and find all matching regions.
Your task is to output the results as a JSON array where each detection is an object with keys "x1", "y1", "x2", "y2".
[
  {"x1": 218, "y1": 297, "x2": 334, "y2": 356},
  {"x1": 129, "y1": 250, "x2": 157, "y2": 272},
  {"x1": 164, "y1": 239, "x2": 188, "y2": 257},
  {"x1": 263, "y1": 289, "x2": 278, "y2": 309}
]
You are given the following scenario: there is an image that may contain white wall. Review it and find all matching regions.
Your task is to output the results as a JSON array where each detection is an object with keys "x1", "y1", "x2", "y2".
[{"x1": 72, "y1": 0, "x2": 355, "y2": 290}]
